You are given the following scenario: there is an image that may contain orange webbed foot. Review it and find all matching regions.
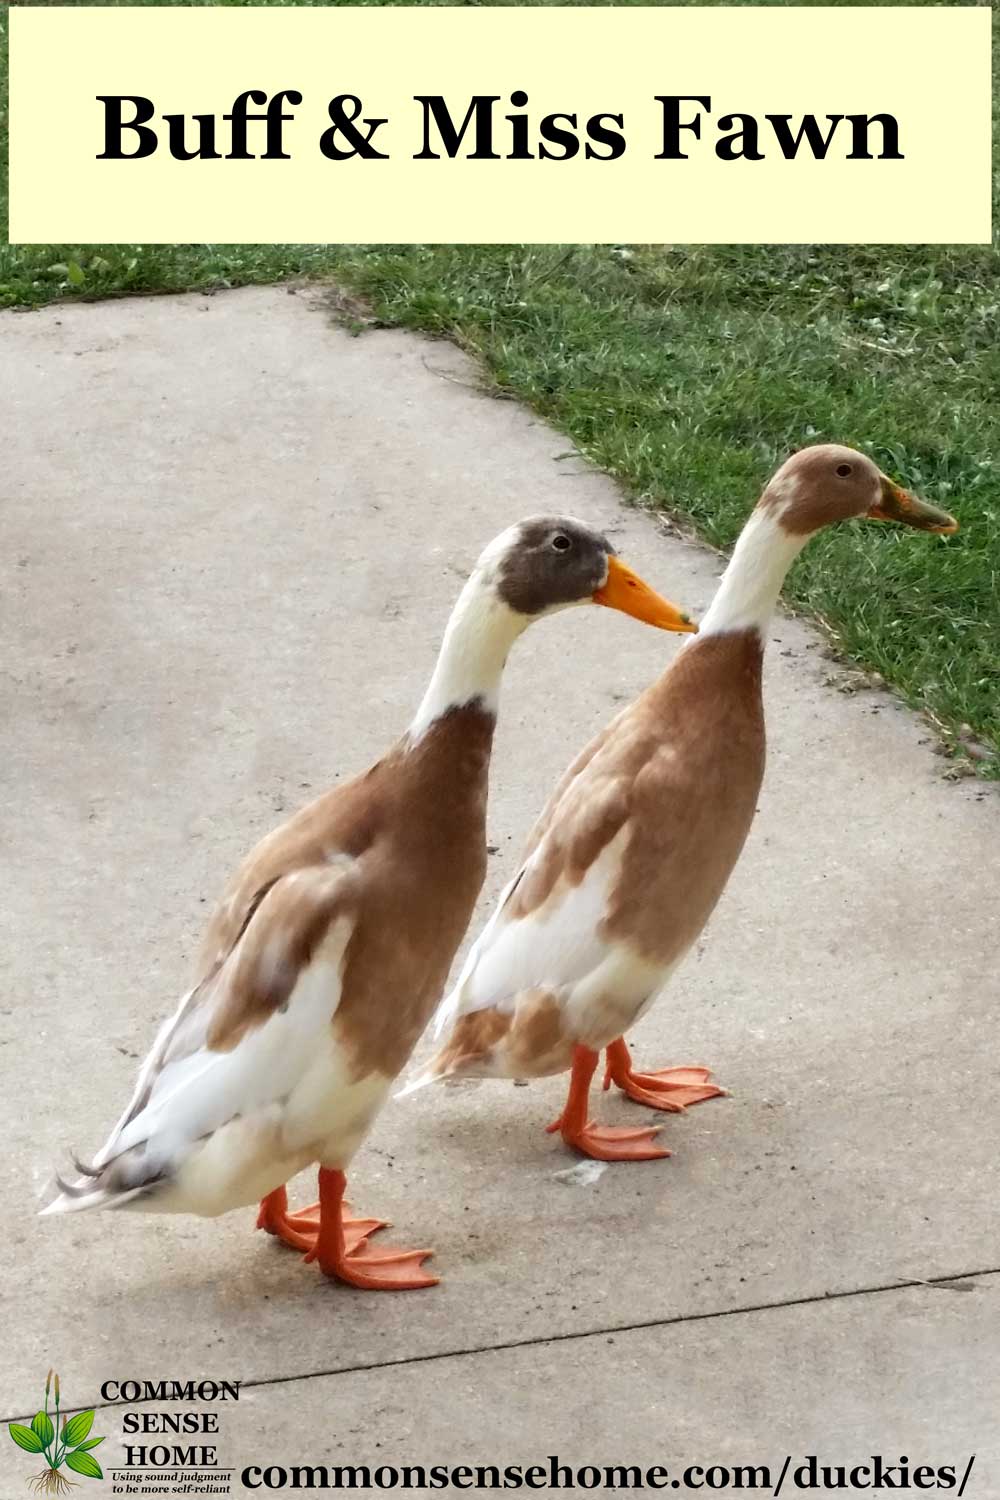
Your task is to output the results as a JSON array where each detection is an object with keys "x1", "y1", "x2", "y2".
[
  {"x1": 266, "y1": 1170, "x2": 439, "y2": 1292},
  {"x1": 309, "y1": 1239, "x2": 439, "y2": 1291},
  {"x1": 604, "y1": 1040, "x2": 726, "y2": 1114},
  {"x1": 546, "y1": 1044, "x2": 672, "y2": 1163},
  {"x1": 545, "y1": 1112, "x2": 670, "y2": 1162},
  {"x1": 256, "y1": 1187, "x2": 387, "y2": 1257}
]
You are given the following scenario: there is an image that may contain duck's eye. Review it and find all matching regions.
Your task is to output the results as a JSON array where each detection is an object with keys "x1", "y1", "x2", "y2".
[
  {"x1": 552, "y1": 534, "x2": 572, "y2": 552},
  {"x1": 836, "y1": 463, "x2": 852, "y2": 477}
]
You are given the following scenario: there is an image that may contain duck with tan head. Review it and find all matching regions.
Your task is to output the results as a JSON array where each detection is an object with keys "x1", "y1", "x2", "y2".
[
  {"x1": 41, "y1": 515, "x2": 694, "y2": 1289},
  {"x1": 411, "y1": 446, "x2": 958, "y2": 1162}
]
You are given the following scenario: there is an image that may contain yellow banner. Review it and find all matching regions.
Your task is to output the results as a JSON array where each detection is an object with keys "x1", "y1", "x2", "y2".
[{"x1": 8, "y1": 6, "x2": 992, "y2": 244}]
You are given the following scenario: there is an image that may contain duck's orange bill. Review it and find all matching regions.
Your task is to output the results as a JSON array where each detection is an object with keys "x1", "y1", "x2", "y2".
[
  {"x1": 593, "y1": 556, "x2": 697, "y2": 633},
  {"x1": 868, "y1": 476, "x2": 958, "y2": 535}
]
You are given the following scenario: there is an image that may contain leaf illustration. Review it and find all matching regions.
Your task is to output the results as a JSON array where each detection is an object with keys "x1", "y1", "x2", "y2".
[
  {"x1": 31, "y1": 1411, "x2": 54, "y2": 1447},
  {"x1": 61, "y1": 1410, "x2": 94, "y2": 1447},
  {"x1": 65, "y1": 1449, "x2": 103, "y2": 1480},
  {"x1": 72, "y1": 1437, "x2": 105, "y2": 1452},
  {"x1": 8, "y1": 1423, "x2": 44, "y2": 1453}
]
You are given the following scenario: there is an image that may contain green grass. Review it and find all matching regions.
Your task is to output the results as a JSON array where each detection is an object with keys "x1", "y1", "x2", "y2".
[{"x1": 1, "y1": 2, "x2": 997, "y2": 772}]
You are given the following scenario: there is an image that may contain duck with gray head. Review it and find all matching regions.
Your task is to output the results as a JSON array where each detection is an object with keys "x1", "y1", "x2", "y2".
[{"x1": 41, "y1": 515, "x2": 695, "y2": 1289}]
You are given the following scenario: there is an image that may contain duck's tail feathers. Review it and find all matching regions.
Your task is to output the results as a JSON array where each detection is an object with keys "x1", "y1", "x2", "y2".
[
  {"x1": 39, "y1": 1147, "x2": 165, "y2": 1216},
  {"x1": 40, "y1": 1179, "x2": 148, "y2": 1215},
  {"x1": 397, "y1": 1013, "x2": 510, "y2": 1100},
  {"x1": 395, "y1": 1062, "x2": 453, "y2": 1100}
]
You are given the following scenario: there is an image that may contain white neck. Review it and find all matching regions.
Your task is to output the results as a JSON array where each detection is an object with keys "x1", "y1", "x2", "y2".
[
  {"x1": 699, "y1": 507, "x2": 807, "y2": 638},
  {"x1": 409, "y1": 573, "x2": 526, "y2": 738}
]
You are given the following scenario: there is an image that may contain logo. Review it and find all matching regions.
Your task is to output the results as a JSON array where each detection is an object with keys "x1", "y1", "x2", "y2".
[{"x1": 8, "y1": 1371, "x2": 104, "y2": 1493}]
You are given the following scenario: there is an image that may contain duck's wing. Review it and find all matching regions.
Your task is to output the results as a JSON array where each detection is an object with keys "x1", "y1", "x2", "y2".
[
  {"x1": 398, "y1": 779, "x2": 636, "y2": 1095},
  {"x1": 397, "y1": 761, "x2": 635, "y2": 1099},
  {"x1": 398, "y1": 701, "x2": 676, "y2": 1091},
  {"x1": 432, "y1": 705, "x2": 627, "y2": 1025},
  {"x1": 43, "y1": 861, "x2": 356, "y2": 1213},
  {"x1": 438, "y1": 692, "x2": 649, "y2": 1024},
  {"x1": 457, "y1": 769, "x2": 629, "y2": 1004}
]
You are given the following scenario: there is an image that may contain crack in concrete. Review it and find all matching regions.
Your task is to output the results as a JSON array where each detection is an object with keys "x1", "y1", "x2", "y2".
[{"x1": 6, "y1": 1266, "x2": 994, "y2": 1425}]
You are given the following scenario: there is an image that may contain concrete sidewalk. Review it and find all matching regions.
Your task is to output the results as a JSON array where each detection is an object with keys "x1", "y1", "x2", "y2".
[{"x1": 2, "y1": 286, "x2": 997, "y2": 1492}]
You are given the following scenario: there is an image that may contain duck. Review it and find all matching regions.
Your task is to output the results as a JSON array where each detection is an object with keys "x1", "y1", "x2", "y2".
[
  {"x1": 41, "y1": 515, "x2": 696, "y2": 1288},
  {"x1": 408, "y1": 446, "x2": 958, "y2": 1161}
]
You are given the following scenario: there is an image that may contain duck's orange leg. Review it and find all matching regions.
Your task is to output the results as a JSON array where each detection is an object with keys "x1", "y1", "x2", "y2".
[
  {"x1": 603, "y1": 1037, "x2": 726, "y2": 1113},
  {"x1": 546, "y1": 1044, "x2": 669, "y2": 1161},
  {"x1": 256, "y1": 1184, "x2": 386, "y2": 1257},
  {"x1": 300, "y1": 1169, "x2": 437, "y2": 1291}
]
